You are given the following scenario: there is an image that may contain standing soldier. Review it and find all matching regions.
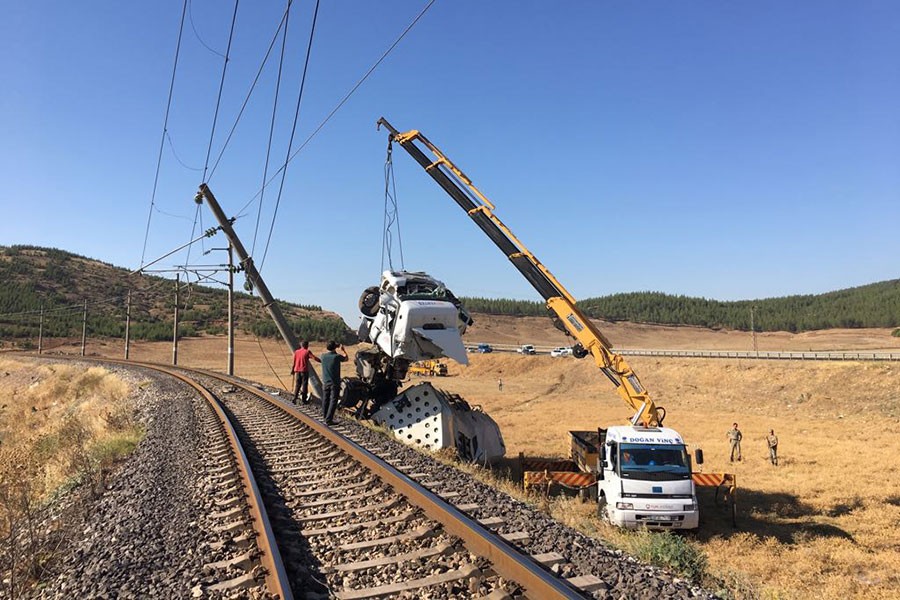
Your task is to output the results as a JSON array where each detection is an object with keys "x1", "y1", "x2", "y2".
[
  {"x1": 291, "y1": 341, "x2": 320, "y2": 404},
  {"x1": 320, "y1": 341, "x2": 348, "y2": 425},
  {"x1": 766, "y1": 429, "x2": 779, "y2": 466},
  {"x1": 726, "y1": 422, "x2": 743, "y2": 462}
]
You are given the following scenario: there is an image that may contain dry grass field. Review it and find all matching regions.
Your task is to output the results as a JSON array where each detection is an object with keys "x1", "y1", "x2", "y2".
[
  {"x1": 30, "y1": 321, "x2": 900, "y2": 600},
  {"x1": 0, "y1": 356, "x2": 142, "y2": 588},
  {"x1": 0, "y1": 357, "x2": 139, "y2": 496}
]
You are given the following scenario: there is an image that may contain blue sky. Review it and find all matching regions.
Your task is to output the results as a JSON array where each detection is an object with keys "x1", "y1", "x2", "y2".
[{"x1": 1, "y1": 1, "x2": 898, "y2": 326}]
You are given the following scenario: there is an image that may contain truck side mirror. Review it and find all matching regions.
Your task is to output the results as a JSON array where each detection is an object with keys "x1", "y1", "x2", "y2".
[{"x1": 694, "y1": 448, "x2": 704, "y2": 465}]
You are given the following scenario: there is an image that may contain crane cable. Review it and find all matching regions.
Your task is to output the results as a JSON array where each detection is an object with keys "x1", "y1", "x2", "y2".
[
  {"x1": 140, "y1": 0, "x2": 189, "y2": 269},
  {"x1": 381, "y1": 139, "x2": 405, "y2": 272},
  {"x1": 259, "y1": 0, "x2": 321, "y2": 272}
]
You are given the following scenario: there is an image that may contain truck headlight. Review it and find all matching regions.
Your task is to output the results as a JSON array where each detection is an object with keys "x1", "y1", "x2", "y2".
[
  {"x1": 615, "y1": 502, "x2": 633, "y2": 510},
  {"x1": 683, "y1": 502, "x2": 696, "y2": 511}
]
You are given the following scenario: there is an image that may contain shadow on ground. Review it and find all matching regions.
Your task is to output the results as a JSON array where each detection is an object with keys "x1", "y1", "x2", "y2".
[{"x1": 696, "y1": 486, "x2": 855, "y2": 544}]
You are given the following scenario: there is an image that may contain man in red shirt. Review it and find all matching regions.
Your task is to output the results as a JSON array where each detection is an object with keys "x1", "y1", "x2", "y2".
[{"x1": 291, "y1": 341, "x2": 320, "y2": 404}]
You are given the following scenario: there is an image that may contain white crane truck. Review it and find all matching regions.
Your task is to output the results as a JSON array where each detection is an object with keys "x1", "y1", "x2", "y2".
[{"x1": 378, "y1": 118, "x2": 705, "y2": 530}]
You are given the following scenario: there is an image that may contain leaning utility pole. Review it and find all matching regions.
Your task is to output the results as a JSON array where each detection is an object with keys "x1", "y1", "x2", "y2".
[
  {"x1": 173, "y1": 274, "x2": 180, "y2": 366},
  {"x1": 38, "y1": 302, "x2": 44, "y2": 355},
  {"x1": 196, "y1": 184, "x2": 322, "y2": 397},
  {"x1": 80, "y1": 300, "x2": 87, "y2": 357}
]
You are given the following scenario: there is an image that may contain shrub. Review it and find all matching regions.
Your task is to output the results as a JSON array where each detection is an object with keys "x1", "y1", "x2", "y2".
[
  {"x1": 627, "y1": 530, "x2": 707, "y2": 581},
  {"x1": 892, "y1": 328, "x2": 900, "y2": 337}
]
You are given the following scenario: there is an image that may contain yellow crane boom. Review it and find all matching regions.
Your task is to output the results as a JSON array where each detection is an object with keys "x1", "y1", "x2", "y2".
[{"x1": 377, "y1": 118, "x2": 664, "y2": 427}]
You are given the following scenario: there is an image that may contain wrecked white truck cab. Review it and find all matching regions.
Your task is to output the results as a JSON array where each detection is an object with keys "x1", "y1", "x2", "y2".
[
  {"x1": 347, "y1": 271, "x2": 504, "y2": 464},
  {"x1": 358, "y1": 270, "x2": 473, "y2": 371}
]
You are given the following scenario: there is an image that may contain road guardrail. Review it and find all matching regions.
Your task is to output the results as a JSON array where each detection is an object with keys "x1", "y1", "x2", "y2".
[{"x1": 467, "y1": 343, "x2": 900, "y2": 362}]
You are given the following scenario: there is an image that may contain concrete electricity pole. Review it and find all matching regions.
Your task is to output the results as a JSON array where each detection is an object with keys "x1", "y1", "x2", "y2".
[
  {"x1": 38, "y1": 302, "x2": 44, "y2": 355},
  {"x1": 125, "y1": 290, "x2": 132, "y2": 360},
  {"x1": 81, "y1": 300, "x2": 87, "y2": 357},
  {"x1": 173, "y1": 274, "x2": 180, "y2": 366}
]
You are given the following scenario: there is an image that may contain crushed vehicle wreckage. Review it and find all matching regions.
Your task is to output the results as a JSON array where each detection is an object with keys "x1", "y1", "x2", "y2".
[{"x1": 341, "y1": 270, "x2": 505, "y2": 463}]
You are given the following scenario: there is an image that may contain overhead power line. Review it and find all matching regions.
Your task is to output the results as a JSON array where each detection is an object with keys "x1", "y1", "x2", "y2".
[
  {"x1": 236, "y1": 0, "x2": 439, "y2": 219},
  {"x1": 141, "y1": 0, "x2": 189, "y2": 269},
  {"x1": 253, "y1": 0, "x2": 294, "y2": 258},
  {"x1": 259, "y1": 0, "x2": 321, "y2": 272},
  {"x1": 201, "y1": 0, "x2": 241, "y2": 183},
  {"x1": 206, "y1": 1, "x2": 295, "y2": 184},
  {"x1": 191, "y1": 0, "x2": 240, "y2": 270},
  {"x1": 189, "y1": 0, "x2": 226, "y2": 58}
]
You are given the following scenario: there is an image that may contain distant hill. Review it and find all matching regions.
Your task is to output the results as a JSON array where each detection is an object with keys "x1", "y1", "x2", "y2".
[
  {"x1": 0, "y1": 245, "x2": 352, "y2": 344},
  {"x1": 461, "y1": 279, "x2": 900, "y2": 333}
]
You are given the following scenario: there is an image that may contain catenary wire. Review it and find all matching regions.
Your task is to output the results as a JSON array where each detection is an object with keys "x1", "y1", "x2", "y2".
[
  {"x1": 235, "y1": 0, "x2": 438, "y2": 219},
  {"x1": 166, "y1": 131, "x2": 203, "y2": 171},
  {"x1": 206, "y1": 1, "x2": 294, "y2": 184},
  {"x1": 201, "y1": 0, "x2": 240, "y2": 183},
  {"x1": 140, "y1": 0, "x2": 189, "y2": 269},
  {"x1": 253, "y1": 0, "x2": 293, "y2": 258},
  {"x1": 189, "y1": 0, "x2": 226, "y2": 58},
  {"x1": 259, "y1": 0, "x2": 320, "y2": 272}
]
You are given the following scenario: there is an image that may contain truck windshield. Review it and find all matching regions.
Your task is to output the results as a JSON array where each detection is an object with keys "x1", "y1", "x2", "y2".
[{"x1": 619, "y1": 443, "x2": 690, "y2": 480}]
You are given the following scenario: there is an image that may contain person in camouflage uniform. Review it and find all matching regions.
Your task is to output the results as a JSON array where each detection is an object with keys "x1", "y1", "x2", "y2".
[
  {"x1": 726, "y1": 422, "x2": 743, "y2": 462},
  {"x1": 766, "y1": 429, "x2": 779, "y2": 466}
]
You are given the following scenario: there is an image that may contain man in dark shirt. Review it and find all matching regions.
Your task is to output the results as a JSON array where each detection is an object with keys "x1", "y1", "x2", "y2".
[
  {"x1": 320, "y1": 341, "x2": 348, "y2": 425},
  {"x1": 291, "y1": 341, "x2": 320, "y2": 404}
]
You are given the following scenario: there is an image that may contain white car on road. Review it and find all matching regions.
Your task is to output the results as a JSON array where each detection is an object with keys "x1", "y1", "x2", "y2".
[{"x1": 550, "y1": 346, "x2": 573, "y2": 358}]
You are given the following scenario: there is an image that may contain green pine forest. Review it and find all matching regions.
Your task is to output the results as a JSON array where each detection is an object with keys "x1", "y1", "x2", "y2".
[
  {"x1": 0, "y1": 246, "x2": 352, "y2": 345},
  {"x1": 3, "y1": 246, "x2": 899, "y2": 344},
  {"x1": 461, "y1": 279, "x2": 900, "y2": 334}
]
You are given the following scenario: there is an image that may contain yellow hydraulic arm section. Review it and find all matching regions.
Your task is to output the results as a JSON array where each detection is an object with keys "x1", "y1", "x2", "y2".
[{"x1": 377, "y1": 118, "x2": 664, "y2": 427}]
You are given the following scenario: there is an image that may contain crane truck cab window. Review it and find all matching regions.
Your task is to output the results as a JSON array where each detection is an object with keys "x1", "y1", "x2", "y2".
[{"x1": 618, "y1": 443, "x2": 690, "y2": 481}]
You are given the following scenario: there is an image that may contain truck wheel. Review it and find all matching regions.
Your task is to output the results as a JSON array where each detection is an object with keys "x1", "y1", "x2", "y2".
[
  {"x1": 572, "y1": 343, "x2": 588, "y2": 359},
  {"x1": 358, "y1": 286, "x2": 380, "y2": 317}
]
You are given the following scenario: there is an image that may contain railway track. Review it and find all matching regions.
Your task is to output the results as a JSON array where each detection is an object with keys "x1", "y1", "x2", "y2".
[
  {"x1": 20, "y1": 355, "x2": 715, "y2": 599},
  {"x1": 179, "y1": 365, "x2": 593, "y2": 599}
]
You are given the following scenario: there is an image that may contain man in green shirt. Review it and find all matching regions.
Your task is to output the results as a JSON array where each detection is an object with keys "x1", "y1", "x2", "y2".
[{"x1": 320, "y1": 341, "x2": 348, "y2": 425}]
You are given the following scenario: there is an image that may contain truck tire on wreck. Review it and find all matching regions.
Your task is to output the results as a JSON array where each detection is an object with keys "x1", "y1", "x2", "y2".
[
  {"x1": 358, "y1": 286, "x2": 380, "y2": 317},
  {"x1": 340, "y1": 377, "x2": 368, "y2": 409}
]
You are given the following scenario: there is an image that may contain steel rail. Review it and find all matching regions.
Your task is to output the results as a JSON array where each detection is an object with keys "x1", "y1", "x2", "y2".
[
  {"x1": 192, "y1": 367, "x2": 585, "y2": 600},
  {"x1": 47, "y1": 356, "x2": 294, "y2": 600}
]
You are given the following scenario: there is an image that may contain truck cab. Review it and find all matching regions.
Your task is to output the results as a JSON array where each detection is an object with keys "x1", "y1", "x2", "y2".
[{"x1": 598, "y1": 426, "x2": 699, "y2": 530}]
